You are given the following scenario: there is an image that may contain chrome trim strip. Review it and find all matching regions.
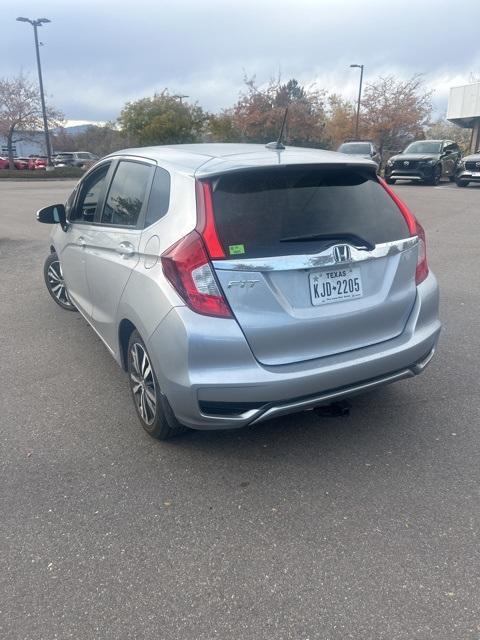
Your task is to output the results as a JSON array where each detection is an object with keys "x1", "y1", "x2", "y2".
[
  {"x1": 391, "y1": 175, "x2": 423, "y2": 180},
  {"x1": 212, "y1": 237, "x2": 417, "y2": 272},
  {"x1": 251, "y1": 368, "x2": 414, "y2": 424}
]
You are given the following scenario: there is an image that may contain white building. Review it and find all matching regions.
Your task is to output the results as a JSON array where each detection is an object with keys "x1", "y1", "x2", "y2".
[
  {"x1": 447, "y1": 82, "x2": 480, "y2": 153},
  {"x1": 0, "y1": 132, "x2": 46, "y2": 157}
]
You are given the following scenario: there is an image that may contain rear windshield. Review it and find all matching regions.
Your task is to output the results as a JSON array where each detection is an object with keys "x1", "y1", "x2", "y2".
[
  {"x1": 404, "y1": 141, "x2": 442, "y2": 154},
  {"x1": 210, "y1": 166, "x2": 409, "y2": 259},
  {"x1": 338, "y1": 143, "x2": 371, "y2": 154}
]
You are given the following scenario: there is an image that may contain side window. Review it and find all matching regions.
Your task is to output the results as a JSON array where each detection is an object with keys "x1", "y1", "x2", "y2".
[
  {"x1": 101, "y1": 161, "x2": 151, "y2": 227},
  {"x1": 145, "y1": 166, "x2": 171, "y2": 227},
  {"x1": 71, "y1": 163, "x2": 110, "y2": 223}
]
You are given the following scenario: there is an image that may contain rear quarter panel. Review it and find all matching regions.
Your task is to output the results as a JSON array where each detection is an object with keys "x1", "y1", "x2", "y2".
[{"x1": 116, "y1": 171, "x2": 197, "y2": 352}]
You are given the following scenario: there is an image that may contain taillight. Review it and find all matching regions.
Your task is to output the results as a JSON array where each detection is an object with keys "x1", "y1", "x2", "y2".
[
  {"x1": 195, "y1": 180, "x2": 225, "y2": 259},
  {"x1": 379, "y1": 178, "x2": 429, "y2": 284},
  {"x1": 161, "y1": 230, "x2": 232, "y2": 318}
]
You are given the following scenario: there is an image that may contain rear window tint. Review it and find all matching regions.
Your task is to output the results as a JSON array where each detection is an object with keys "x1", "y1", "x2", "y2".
[
  {"x1": 211, "y1": 166, "x2": 409, "y2": 259},
  {"x1": 145, "y1": 166, "x2": 170, "y2": 226}
]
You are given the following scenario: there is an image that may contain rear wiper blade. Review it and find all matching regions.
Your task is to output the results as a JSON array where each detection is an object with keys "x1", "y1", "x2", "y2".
[{"x1": 279, "y1": 233, "x2": 373, "y2": 249}]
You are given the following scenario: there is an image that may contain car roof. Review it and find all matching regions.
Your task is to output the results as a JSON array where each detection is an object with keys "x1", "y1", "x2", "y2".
[
  {"x1": 106, "y1": 143, "x2": 376, "y2": 176},
  {"x1": 408, "y1": 139, "x2": 448, "y2": 144}
]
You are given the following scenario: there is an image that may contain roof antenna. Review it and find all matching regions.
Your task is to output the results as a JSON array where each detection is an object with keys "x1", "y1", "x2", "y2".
[{"x1": 266, "y1": 106, "x2": 288, "y2": 150}]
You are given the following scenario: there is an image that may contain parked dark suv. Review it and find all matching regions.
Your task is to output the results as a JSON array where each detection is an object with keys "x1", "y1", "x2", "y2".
[{"x1": 385, "y1": 140, "x2": 461, "y2": 185}]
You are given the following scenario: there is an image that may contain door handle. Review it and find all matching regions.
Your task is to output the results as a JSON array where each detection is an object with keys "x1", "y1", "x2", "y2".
[
  {"x1": 117, "y1": 241, "x2": 135, "y2": 258},
  {"x1": 76, "y1": 236, "x2": 86, "y2": 248}
]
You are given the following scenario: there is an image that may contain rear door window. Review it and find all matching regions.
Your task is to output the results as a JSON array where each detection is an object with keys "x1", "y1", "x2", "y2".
[
  {"x1": 101, "y1": 160, "x2": 152, "y2": 227},
  {"x1": 210, "y1": 166, "x2": 409, "y2": 259}
]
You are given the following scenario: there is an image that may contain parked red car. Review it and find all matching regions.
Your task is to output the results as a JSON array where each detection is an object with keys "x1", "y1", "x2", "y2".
[
  {"x1": 13, "y1": 158, "x2": 29, "y2": 169},
  {"x1": 29, "y1": 155, "x2": 48, "y2": 169},
  {"x1": 0, "y1": 156, "x2": 45, "y2": 170},
  {"x1": 0, "y1": 157, "x2": 27, "y2": 169}
]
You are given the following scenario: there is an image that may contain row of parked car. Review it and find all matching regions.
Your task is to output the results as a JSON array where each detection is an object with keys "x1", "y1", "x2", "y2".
[
  {"x1": 0, "y1": 155, "x2": 47, "y2": 170},
  {"x1": 0, "y1": 151, "x2": 99, "y2": 170},
  {"x1": 337, "y1": 139, "x2": 480, "y2": 187}
]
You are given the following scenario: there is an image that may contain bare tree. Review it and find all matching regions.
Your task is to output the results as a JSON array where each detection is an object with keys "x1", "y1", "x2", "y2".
[{"x1": 0, "y1": 73, "x2": 63, "y2": 168}]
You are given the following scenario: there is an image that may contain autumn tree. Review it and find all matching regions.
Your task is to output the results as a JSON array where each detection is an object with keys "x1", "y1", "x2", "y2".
[
  {"x1": 324, "y1": 94, "x2": 356, "y2": 148},
  {"x1": 360, "y1": 75, "x2": 432, "y2": 156},
  {"x1": 226, "y1": 77, "x2": 329, "y2": 147},
  {"x1": 0, "y1": 73, "x2": 63, "y2": 168},
  {"x1": 206, "y1": 109, "x2": 241, "y2": 142},
  {"x1": 118, "y1": 91, "x2": 207, "y2": 146},
  {"x1": 426, "y1": 116, "x2": 472, "y2": 153}
]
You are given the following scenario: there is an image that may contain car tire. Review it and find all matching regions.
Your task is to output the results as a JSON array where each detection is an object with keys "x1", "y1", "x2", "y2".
[
  {"x1": 127, "y1": 330, "x2": 187, "y2": 440},
  {"x1": 43, "y1": 252, "x2": 77, "y2": 311},
  {"x1": 385, "y1": 177, "x2": 396, "y2": 185},
  {"x1": 426, "y1": 165, "x2": 442, "y2": 186},
  {"x1": 456, "y1": 179, "x2": 469, "y2": 187}
]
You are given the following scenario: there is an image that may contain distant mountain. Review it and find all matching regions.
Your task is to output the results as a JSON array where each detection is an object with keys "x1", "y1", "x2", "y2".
[
  {"x1": 54, "y1": 121, "x2": 107, "y2": 136},
  {"x1": 54, "y1": 124, "x2": 94, "y2": 135}
]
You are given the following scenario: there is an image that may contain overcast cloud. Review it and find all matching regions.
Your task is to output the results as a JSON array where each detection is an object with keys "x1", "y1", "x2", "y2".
[{"x1": 2, "y1": 0, "x2": 479, "y2": 123}]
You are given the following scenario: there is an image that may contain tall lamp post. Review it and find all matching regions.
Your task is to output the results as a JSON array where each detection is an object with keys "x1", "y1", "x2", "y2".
[
  {"x1": 350, "y1": 63, "x2": 364, "y2": 139},
  {"x1": 16, "y1": 17, "x2": 53, "y2": 168}
]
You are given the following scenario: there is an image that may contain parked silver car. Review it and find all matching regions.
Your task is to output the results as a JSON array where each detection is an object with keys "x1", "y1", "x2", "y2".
[
  {"x1": 337, "y1": 141, "x2": 381, "y2": 168},
  {"x1": 37, "y1": 144, "x2": 440, "y2": 439},
  {"x1": 455, "y1": 151, "x2": 480, "y2": 187},
  {"x1": 53, "y1": 151, "x2": 98, "y2": 168}
]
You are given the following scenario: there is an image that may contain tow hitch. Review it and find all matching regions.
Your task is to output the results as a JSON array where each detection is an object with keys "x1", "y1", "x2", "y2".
[{"x1": 313, "y1": 399, "x2": 351, "y2": 417}]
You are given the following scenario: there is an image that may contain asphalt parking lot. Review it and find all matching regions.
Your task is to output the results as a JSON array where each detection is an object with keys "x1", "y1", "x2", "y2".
[{"x1": 1, "y1": 178, "x2": 479, "y2": 640}]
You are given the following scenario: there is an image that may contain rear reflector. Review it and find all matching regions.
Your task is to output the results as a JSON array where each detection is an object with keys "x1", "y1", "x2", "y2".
[
  {"x1": 378, "y1": 178, "x2": 429, "y2": 284},
  {"x1": 161, "y1": 231, "x2": 232, "y2": 318}
]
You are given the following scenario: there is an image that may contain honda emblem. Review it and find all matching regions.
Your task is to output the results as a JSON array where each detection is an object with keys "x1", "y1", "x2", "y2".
[{"x1": 333, "y1": 245, "x2": 351, "y2": 263}]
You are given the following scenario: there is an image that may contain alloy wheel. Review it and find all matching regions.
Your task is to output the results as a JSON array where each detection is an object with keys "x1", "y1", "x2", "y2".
[
  {"x1": 129, "y1": 342, "x2": 157, "y2": 425},
  {"x1": 47, "y1": 260, "x2": 74, "y2": 307}
]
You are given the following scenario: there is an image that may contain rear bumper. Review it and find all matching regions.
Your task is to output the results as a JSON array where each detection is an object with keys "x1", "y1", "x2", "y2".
[
  {"x1": 147, "y1": 273, "x2": 440, "y2": 430},
  {"x1": 245, "y1": 347, "x2": 434, "y2": 425}
]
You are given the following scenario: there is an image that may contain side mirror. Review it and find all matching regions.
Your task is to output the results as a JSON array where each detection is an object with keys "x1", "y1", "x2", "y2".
[{"x1": 36, "y1": 204, "x2": 67, "y2": 230}]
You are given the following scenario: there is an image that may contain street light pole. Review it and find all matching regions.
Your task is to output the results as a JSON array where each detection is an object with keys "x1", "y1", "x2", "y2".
[
  {"x1": 16, "y1": 17, "x2": 53, "y2": 168},
  {"x1": 350, "y1": 64, "x2": 364, "y2": 139}
]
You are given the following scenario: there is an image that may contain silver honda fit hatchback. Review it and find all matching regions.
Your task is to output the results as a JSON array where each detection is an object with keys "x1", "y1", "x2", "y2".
[{"x1": 37, "y1": 143, "x2": 440, "y2": 439}]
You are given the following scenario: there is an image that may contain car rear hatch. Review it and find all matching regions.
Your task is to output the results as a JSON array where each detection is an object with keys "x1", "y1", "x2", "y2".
[{"x1": 206, "y1": 164, "x2": 418, "y2": 366}]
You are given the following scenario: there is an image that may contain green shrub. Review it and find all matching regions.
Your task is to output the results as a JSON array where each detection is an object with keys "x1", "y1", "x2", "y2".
[{"x1": 0, "y1": 167, "x2": 85, "y2": 179}]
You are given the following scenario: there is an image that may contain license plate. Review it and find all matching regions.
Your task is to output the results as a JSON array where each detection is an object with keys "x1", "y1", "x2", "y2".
[
  {"x1": 471, "y1": 171, "x2": 480, "y2": 177},
  {"x1": 309, "y1": 267, "x2": 363, "y2": 305}
]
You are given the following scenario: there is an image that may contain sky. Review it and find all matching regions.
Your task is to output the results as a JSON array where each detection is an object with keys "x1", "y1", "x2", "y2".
[{"x1": 2, "y1": 0, "x2": 479, "y2": 124}]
